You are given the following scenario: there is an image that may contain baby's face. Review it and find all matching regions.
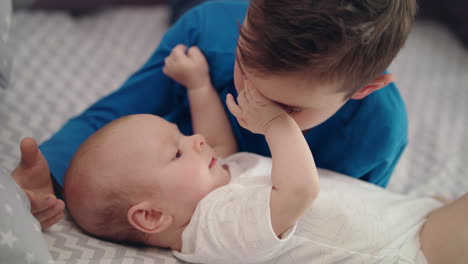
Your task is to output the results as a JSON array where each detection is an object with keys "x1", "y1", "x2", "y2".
[
  {"x1": 106, "y1": 115, "x2": 230, "y2": 218},
  {"x1": 144, "y1": 116, "x2": 231, "y2": 217},
  {"x1": 65, "y1": 114, "x2": 231, "y2": 238}
]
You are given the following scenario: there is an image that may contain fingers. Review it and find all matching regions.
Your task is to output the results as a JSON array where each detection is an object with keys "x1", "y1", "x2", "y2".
[
  {"x1": 26, "y1": 191, "x2": 57, "y2": 214},
  {"x1": 226, "y1": 94, "x2": 241, "y2": 117},
  {"x1": 165, "y1": 44, "x2": 187, "y2": 66},
  {"x1": 187, "y1": 46, "x2": 207, "y2": 63},
  {"x1": 237, "y1": 88, "x2": 249, "y2": 109},
  {"x1": 19, "y1": 137, "x2": 39, "y2": 169},
  {"x1": 187, "y1": 46, "x2": 201, "y2": 58},
  {"x1": 40, "y1": 210, "x2": 65, "y2": 231},
  {"x1": 241, "y1": 79, "x2": 261, "y2": 106},
  {"x1": 34, "y1": 199, "x2": 64, "y2": 223},
  {"x1": 169, "y1": 45, "x2": 204, "y2": 61},
  {"x1": 171, "y1": 44, "x2": 187, "y2": 60},
  {"x1": 25, "y1": 191, "x2": 65, "y2": 230},
  {"x1": 243, "y1": 79, "x2": 265, "y2": 103},
  {"x1": 226, "y1": 94, "x2": 247, "y2": 128},
  {"x1": 164, "y1": 45, "x2": 192, "y2": 72},
  {"x1": 165, "y1": 45, "x2": 206, "y2": 70},
  {"x1": 164, "y1": 53, "x2": 176, "y2": 69}
]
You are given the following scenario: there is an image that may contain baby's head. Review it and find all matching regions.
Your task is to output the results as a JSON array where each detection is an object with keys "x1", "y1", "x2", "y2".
[
  {"x1": 234, "y1": 0, "x2": 417, "y2": 129},
  {"x1": 64, "y1": 114, "x2": 230, "y2": 247}
]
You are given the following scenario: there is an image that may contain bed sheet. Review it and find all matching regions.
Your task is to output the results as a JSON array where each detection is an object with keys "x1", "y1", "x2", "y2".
[{"x1": 0, "y1": 6, "x2": 466, "y2": 264}]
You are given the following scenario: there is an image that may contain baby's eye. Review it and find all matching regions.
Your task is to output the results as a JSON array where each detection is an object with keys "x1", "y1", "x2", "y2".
[{"x1": 174, "y1": 150, "x2": 182, "y2": 159}]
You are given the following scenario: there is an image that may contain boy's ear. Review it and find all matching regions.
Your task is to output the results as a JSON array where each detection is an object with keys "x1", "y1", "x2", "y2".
[
  {"x1": 351, "y1": 73, "x2": 395, "y2": 100},
  {"x1": 127, "y1": 201, "x2": 173, "y2": 234}
]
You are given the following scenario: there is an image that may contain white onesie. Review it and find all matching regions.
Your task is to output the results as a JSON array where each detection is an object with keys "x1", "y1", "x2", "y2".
[{"x1": 172, "y1": 153, "x2": 442, "y2": 264}]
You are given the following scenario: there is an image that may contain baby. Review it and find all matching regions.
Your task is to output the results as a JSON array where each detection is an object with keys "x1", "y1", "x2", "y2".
[{"x1": 64, "y1": 46, "x2": 468, "y2": 264}]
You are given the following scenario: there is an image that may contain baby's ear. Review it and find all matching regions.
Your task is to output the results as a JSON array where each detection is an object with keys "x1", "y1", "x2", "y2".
[{"x1": 127, "y1": 201, "x2": 173, "y2": 234}]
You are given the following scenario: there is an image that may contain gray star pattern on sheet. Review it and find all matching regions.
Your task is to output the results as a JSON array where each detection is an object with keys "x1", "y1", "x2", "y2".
[{"x1": 0, "y1": 168, "x2": 54, "y2": 264}]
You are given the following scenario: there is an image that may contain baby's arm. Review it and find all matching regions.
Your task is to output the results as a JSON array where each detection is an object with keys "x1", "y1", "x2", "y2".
[
  {"x1": 420, "y1": 193, "x2": 468, "y2": 264},
  {"x1": 226, "y1": 81, "x2": 319, "y2": 236},
  {"x1": 163, "y1": 44, "x2": 237, "y2": 158}
]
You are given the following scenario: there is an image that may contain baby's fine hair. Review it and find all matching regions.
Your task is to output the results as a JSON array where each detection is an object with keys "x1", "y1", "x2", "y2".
[
  {"x1": 238, "y1": 0, "x2": 417, "y2": 96},
  {"x1": 63, "y1": 116, "x2": 150, "y2": 246},
  {"x1": 91, "y1": 189, "x2": 149, "y2": 246},
  {"x1": 66, "y1": 169, "x2": 148, "y2": 246}
]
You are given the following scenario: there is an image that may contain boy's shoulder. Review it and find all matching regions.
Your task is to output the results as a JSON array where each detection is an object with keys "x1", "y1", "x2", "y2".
[
  {"x1": 344, "y1": 82, "x2": 408, "y2": 152},
  {"x1": 367, "y1": 82, "x2": 407, "y2": 135},
  {"x1": 310, "y1": 83, "x2": 407, "y2": 185},
  {"x1": 182, "y1": 1, "x2": 248, "y2": 45},
  {"x1": 322, "y1": 82, "x2": 407, "y2": 154}
]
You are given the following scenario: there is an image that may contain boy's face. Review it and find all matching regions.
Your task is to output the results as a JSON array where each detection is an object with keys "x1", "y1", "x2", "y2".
[{"x1": 233, "y1": 58, "x2": 348, "y2": 131}]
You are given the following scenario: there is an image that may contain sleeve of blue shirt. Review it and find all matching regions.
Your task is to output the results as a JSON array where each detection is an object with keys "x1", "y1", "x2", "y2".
[{"x1": 39, "y1": 5, "x2": 208, "y2": 186}]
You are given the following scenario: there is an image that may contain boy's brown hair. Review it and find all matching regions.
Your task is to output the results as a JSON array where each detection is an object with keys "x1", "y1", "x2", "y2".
[{"x1": 238, "y1": 0, "x2": 417, "y2": 97}]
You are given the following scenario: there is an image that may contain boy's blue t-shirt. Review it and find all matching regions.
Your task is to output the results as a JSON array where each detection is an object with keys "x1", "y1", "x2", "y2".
[{"x1": 40, "y1": 1, "x2": 407, "y2": 188}]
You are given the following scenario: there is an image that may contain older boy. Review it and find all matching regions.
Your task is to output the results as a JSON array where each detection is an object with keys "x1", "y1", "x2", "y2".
[{"x1": 13, "y1": 0, "x2": 415, "y2": 229}]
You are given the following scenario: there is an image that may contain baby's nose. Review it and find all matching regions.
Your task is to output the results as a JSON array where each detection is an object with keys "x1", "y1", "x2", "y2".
[{"x1": 192, "y1": 134, "x2": 205, "y2": 152}]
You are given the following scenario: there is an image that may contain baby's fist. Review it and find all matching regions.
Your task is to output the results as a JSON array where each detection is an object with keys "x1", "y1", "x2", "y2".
[
  {"x1": 163, "y1": 45, "x2": 210, "y2": 90},
  {"x1": 226, "y1": 80, "x2": 287, "y2": 135}
]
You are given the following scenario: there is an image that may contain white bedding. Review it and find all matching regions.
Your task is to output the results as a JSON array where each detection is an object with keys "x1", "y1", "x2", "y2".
[{"x1": 0, "y1": 6, "x2": 466, "y2": 264}]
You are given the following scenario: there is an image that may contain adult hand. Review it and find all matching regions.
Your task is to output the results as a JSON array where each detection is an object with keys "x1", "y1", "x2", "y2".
[
  {"x1": 11, "y1": 138, "x2": 65, "y2": 230},
  {"x1": 226, "y1": 79, "x2": 287, "y2": 135},
  {"x1": 163, "y1": 44, "x2": 211, "y2": 90}
]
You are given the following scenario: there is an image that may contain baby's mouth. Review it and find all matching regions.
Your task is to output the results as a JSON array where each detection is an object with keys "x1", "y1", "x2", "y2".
[{"x1": 209, "y1": 157, "x2": 217, "y2": 168}]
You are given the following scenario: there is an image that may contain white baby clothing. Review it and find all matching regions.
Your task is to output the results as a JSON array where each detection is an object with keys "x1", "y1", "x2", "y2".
[{"x1": 173, "y1": 153, "x2": 442, "y2": 264}]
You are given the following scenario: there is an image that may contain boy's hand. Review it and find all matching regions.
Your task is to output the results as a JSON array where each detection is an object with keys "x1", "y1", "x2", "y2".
[
  {"x1": 11, "y1": 138, "x2": 65, "y2": 230},
  {"x1": 163, "y1": 44, "x2": 211, "y2": 91},
  {"x1": 226, "y1": 79, "x2": 287, "y2": 135}
]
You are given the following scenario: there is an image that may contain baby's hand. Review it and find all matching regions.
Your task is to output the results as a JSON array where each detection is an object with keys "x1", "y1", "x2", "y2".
[
  {"x1": 226, "y1": 80, "x2": 287, "y2": 135},
  {"x1": 163, "y1": 44, "x2": 211, "y2": 91}
]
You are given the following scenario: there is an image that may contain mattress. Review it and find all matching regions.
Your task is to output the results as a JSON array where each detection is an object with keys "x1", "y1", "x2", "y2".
[{"x1": 0, "y1": 5, "x2": 467, "y2": 264}]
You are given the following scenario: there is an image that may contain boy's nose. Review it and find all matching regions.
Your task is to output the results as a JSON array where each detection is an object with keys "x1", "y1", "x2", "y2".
[{"x1": 192, "y1": 134, "x2": 205, "y2": 152}]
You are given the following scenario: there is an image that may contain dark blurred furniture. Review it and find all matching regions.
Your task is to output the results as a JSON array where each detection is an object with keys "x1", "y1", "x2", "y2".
[{"x1": 418, "y1": 0, "x2": 467, "y2": 47}]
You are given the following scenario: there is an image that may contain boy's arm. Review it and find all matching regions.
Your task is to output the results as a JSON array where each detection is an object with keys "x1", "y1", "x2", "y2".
[
  {"x1": 163, "y1": 45, "x2": 237, "y2": 158},
  {"x1": 226, "y1": 82, "x2": 319, "y2": 236}
]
